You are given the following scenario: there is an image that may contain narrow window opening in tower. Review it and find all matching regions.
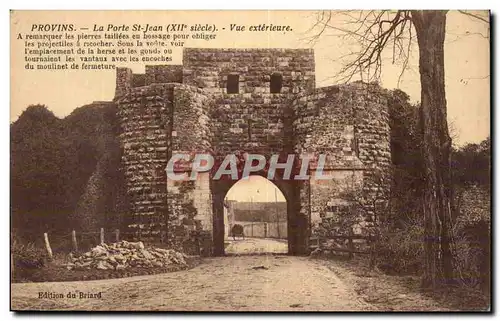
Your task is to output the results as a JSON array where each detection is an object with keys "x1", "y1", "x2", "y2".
[
  {"x1": 227, "y1": 74, "x2": 239, "y2": 94},
  {"x1": 270, "y1": 73, "x2": 283, "y2": 93}
]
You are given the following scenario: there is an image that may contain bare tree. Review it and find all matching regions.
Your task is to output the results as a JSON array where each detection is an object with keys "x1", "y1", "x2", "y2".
[{"x1": 309, "y1": 10, "x2": 489, "y2": 290}]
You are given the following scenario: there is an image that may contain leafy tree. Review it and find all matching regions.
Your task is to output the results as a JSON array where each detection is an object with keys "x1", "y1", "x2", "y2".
[
  {"x1": 452, "y1": 137, "x2": 491, "y2": 188},
  {"x1": 11, "y1": 103, "x2": 124, "y2": 243}
]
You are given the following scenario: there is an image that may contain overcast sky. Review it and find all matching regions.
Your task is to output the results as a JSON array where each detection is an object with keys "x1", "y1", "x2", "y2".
[{"x1": 226, "y1": 176, "x2": 286, "y2": 202}]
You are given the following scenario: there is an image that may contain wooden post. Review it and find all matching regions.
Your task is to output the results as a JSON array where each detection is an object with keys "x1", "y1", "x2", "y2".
[
  {"x1": 43, "y1": 233, "x2": 53, "y2": 260},
  {"x1": 114, "y1": 229, "x2": 120, "y2": 242},
  {"x1": 274, "y1": 188, "x2": 279, "y2": 239},
  {"x1": 71, "y1": 230, "x2": 78, "y2": 252},
  {"x1": 100, "y1": 228, "x2": 104, "y2": 245}
]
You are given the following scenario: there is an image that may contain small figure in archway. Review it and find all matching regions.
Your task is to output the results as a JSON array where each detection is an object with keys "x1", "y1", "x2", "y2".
[{"x1": 231, "y1": 224, "x2": 245, "y2": 241}]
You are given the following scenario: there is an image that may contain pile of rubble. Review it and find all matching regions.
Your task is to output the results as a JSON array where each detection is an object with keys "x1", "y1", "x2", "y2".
[{"x1": 65, "y1": 241, "x2": 187, "y2": 271}]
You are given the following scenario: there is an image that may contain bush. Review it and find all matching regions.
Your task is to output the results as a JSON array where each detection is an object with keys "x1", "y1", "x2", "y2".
[
  {"x1": 451, "y1": 185, "x2": 490, "y2": 292},
  {"x1": 375, "y1": 221, "x2": 424, "y2": 275},
  {"x1": 11, "y1": 238, "x2": 48, "y2": 281},
  {"x1": 453, "y1": 218, "x2": 490, "y2": 292}
]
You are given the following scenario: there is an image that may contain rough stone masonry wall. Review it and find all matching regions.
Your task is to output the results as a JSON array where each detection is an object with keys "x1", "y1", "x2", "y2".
[
  {"x1": 116, "y1": 82, "x2": 174, "y2": 241},
  {"x1": 166, "y1": 85, "x2": 214, "y2": 248},
  {"x1": 351, "y1": 82, "x2": 392, "y2": 221},
  {"x1": 291, "y1": 83, "x2": 391, "y2": 234},
  {"x1": 115, "y1": 66, "x2": 216, "y2": 248},
  {"x1": 292, "y1": 85, "x2": 365, "y2": 169},
  {"x1": 210, "y1": 93, "x2": 291, "y2": 159},
  {"x1": 182, "y1": 48, "x2": 315, "y2": 165},
  {"x1": 115, "y1": 67, "x2": 133, "y2": 99},
  {"x1": 182, "y1": 48, "x2": 315, "y2": 94},
  {"x1": 115, "y1": 65, "x2": 184, "y2": 100},
  {"x1": 145, "y1": 65, "x2": 183, "y2": 85}
]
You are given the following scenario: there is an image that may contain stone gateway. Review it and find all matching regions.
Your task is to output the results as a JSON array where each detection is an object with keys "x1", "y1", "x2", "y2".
[{"x1": 114, "y1": 48, "x2": 391, "y2": 256}]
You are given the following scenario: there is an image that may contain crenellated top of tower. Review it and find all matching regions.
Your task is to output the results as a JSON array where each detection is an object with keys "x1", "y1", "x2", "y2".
[{"x1": 114, "y1": 65, "x2": 183, "y2": 100}]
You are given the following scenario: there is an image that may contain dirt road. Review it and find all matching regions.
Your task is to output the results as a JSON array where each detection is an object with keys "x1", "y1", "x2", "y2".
[
  {"x1": 12, "y1": 237, "x2": 451, "y2": 311},
  {"x1": 12, "y1": 255, "x2": 372, "y2": 311}
]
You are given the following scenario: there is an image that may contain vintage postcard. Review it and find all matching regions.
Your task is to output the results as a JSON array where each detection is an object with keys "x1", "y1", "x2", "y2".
[{"x1": 10, "y1": 10, "x2": 491, "y2": 312}]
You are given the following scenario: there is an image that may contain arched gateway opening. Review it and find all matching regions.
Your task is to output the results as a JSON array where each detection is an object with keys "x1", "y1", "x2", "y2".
[
  {"x1": 223, "y1": 176, "x2": 288, "y2": 255},
  {"x1": 210, "y1": 171, "x2": 310, "y2": 256}
]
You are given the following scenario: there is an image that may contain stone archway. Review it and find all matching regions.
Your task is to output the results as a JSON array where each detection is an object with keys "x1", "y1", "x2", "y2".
[{"x1": 210, "y1": 171, "x2": 310, "y2": 256}]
